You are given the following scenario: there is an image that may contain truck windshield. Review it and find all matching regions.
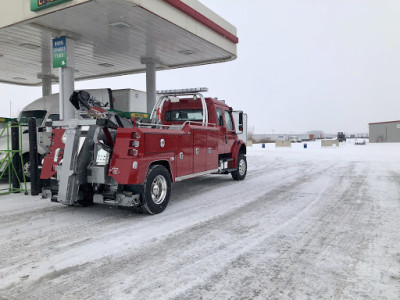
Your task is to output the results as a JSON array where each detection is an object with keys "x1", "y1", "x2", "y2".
[
  {"x1": 17, "y1": 110, "x2": 47, "y2": 126},
  {"x1": 164, "y1": 109, "x2": 203, "y2": 122}
]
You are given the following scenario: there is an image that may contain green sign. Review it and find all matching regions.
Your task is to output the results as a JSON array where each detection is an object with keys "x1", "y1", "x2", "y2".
[
  {"x1": 31, "y1": 0, "x2": 72, "y2": 12},
  {"x1": 53, "y1": 37, "x2": 67, "y2": 68},
  {"x1": 0, "y1": 117, "x2": 16, "y2": 123}
]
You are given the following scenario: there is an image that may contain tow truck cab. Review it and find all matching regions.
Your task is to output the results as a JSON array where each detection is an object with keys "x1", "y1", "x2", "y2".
[{"x1": 109, "y1": 95, "x2": 246, "y2": 185}]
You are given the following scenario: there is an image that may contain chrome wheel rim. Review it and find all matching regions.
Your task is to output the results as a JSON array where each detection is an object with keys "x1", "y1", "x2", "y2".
[
  {"x1": 151, "y1": 175, "x2": 167, "y2": 204},
  {"x1": 23, "y1": 161, "x2": 31, "y2": 178},
  {"x1": 238, "y1": 159, "x2": 246, "y2": 176}
]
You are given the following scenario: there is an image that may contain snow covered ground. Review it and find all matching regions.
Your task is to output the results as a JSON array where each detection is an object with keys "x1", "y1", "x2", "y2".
[{"x1": 0, "y1": 140, "x2": 399, "y2": 299}]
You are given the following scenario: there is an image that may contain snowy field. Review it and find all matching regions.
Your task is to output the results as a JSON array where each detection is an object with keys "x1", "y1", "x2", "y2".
[{"x1": 0, "y1": 140, "x2": 399, "y2": 299}]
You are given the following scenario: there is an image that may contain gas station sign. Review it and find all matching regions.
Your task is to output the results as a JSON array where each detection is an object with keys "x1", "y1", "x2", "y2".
[
  {"x1": 31, "y1": 0, "x2": 72, "y2": 12},
  {"x1": 52, "y1": 36, "x2": 67, "y2": 68}
]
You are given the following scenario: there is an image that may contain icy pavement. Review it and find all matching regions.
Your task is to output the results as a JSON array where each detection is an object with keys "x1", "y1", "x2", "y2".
[{"x1": 0, "y1": 140, "x2": 399, "y2": 299}]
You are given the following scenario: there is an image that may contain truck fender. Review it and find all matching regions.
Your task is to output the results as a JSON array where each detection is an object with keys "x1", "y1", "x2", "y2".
[
  {"x1": 231, "y1": 141, "x2": 246, "y2": 168},
  {"x1": 147, "y1": 160, "x2": 174, "y2": 182}
]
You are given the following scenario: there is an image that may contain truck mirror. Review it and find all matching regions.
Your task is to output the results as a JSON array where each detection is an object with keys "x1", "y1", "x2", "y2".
[
  {"x1": 45, "y1": 119, "x2": 53, "y2": 133},
  {"x1": 237, "y1": 112, "x2": 243, "y2": 133}
]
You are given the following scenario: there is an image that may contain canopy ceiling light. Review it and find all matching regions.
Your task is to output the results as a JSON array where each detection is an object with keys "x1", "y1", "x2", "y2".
[
  {"x1": 19, "y1": 43, "x2": 41, "y2": 50},
  {"x1": 179, "y1": 50, "x2": 194, "y2": 55},
  {"x1": 98, "y1": 63, "x2": 114, "y2": 68}
]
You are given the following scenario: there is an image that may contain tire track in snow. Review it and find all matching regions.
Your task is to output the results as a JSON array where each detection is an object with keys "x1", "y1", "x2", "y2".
[
  {"x1": 0, "y1": 161, "x2": 314, "y2": 284},
  {"x1": 0, "y1": 159, "x2": 327, "y2": 293},
  {"x1": 175, "y1": 161, "x2": 396, "y2": 300},
  {"x1": 0, "y1": 161, "x2": 339, "y2": 299}
]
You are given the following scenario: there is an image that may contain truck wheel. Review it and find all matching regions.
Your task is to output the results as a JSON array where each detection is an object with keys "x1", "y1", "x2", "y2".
[
  {"x1": 142, "y1": 165, "x2": 171, "y2": 215},
  {"x1": 22, "y1": 153, "x2": 42, "y2": 182},
  {"x1": 231, "y1": 153, "x2": 247, "y2": 181},
  {"x1": 22, "y1": 153, "x2": 32, "y2": 182}
]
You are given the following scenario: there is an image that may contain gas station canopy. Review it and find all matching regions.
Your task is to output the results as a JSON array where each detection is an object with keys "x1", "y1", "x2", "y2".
[{"x1": 0, "y1": 0, "x2": 238, "y2": 86}]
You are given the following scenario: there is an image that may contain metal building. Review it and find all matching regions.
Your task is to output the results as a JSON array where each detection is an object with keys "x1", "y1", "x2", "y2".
[{"x1": 369, "y1": 120, "x2": 400, "y2": 143}]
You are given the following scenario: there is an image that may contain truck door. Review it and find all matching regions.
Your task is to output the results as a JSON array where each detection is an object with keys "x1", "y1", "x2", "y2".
[
  {"x1": 216, "y1": 107, "x2": 226, "y2": 154},
  {"x1": 223, "y1": 110, "x2": 236, "y2": 154}
]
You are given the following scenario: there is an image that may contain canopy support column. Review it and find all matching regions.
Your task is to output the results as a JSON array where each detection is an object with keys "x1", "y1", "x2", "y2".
[
  {"x1": 59, "y1": 37, "x2": 75, "y2": 120},
  {"x1": 39, "y1": 35, "x2": 53, "y2": 98},
  {"x1": 41, "y1": 75, "x2": 53, "y2": 97},
  {"x1": 141, "y1": 57, "x2": 159, "y2": 114}
]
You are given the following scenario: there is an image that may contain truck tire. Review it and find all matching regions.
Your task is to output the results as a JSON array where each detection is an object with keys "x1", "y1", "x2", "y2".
[
  {"x1": 22, "y1": 153, "x2": 32, "y2": 182},
  {"x1": 22, "y1": 153, "x2": 42, "y2": 182},
  {"x1": 231, "y1": 153, "x2": 247, "y2": 181},
  {"x1": 142, "y1": 165, "x2": 171, "y2": 215}
]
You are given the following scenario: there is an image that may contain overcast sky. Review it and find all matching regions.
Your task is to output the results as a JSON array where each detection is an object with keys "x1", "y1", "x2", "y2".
[{"x1": 2, "y1": 0, "x2": 400, "y2": 134}]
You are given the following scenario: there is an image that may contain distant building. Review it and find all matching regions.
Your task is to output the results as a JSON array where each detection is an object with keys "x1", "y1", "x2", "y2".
[
  {"x1": 369, "y1": 120, "x2": 400, "y2": 143},
  {"x1": 306, "y1": 130, "x2": 324, "y2": 139},
  {"x1": 253, "y1": 133, "x2": 312, "y2": 142}
]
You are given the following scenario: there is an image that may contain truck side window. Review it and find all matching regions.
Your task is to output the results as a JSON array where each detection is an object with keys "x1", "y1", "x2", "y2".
[
  {"x1": 165, "y1": 110, "x2": 203, "y2": 122},
  {"x1": 17, "y1": 110, "x2": 47, "y2": 126},
  {"x1": 224, "y1": 110, "x2": 233, "y2": 130},
  {"x1": 48, "y1": 114, "x2": 60, "y2": 121},
  {"x1": 216, "y1": 108, "x2": 223, "y2": 126}
]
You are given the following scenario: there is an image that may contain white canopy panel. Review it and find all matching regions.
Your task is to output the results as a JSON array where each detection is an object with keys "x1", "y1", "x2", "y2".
[{"x1": 0, "y1": 0, "x2": 238, "y2": 86}]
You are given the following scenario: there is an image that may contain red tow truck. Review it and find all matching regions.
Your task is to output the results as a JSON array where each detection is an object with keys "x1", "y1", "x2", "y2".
[{"x1": 41, "y1": 88, "x2": 247, "y2": 214}]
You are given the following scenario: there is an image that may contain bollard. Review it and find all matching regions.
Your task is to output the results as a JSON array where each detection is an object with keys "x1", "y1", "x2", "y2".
[
  {"x1": 29, "y1": 118, "x2": 40, "y2": 195},
  {"x1": 11, "y1": 122, "x2": 22, "y2": 192}
]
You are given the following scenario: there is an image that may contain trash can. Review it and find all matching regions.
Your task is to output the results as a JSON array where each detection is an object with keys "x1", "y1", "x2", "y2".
[
  {"x1": 262, "y1": 143, "x2": 265, "y2": 148},
  {"x1": 304, "y1": 143, "x2": 307, "y2": 149}
]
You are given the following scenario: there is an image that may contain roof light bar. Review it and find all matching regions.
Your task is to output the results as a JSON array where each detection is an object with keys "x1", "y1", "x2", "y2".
[{"x1": 156, "y1": 87, "x2": 208, "y2": 95}]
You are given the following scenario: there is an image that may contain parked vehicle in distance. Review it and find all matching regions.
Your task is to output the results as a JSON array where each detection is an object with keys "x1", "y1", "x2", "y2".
[
  {"x1": 276, "y1": 135, "x2": 286, "y2": 141},
  {"x1": 289, "y1": 136, "x2": 302, "y2": 143},
  {"x1": 337, "y1": 132, "x2": 346, "y2": 142},
  {"x1": 355, "y1": 139, "x2": 366, "y2": 145}
]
